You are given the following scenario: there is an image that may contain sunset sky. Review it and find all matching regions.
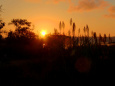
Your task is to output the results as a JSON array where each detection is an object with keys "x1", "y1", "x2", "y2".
[{"x1": 0, "y1": 0, "x2": 115, "y2": 36}]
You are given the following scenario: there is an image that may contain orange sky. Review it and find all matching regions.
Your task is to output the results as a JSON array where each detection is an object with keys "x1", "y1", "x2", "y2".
[{"x1": 0, "y1": 0, "x2": 115, "y2": 37}]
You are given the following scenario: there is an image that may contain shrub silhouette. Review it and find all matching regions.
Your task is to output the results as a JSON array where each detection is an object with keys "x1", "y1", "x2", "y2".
[
  {"x1": 7, "y1": 19, "x2": 36, "y2": 43},
  {"x1": 0, "y1": 20, "x2": 5, "y2": 39}
]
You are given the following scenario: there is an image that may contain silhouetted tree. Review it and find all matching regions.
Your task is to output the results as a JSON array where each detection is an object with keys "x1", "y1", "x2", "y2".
[
  {"x1": 109, "y1": 34, "x2": 112, "y2": 43},
  {"x1": 86, "y1": 25, "x2": 89, "y2": 37},
  {"x1": 59, "y1": 21, "x2": 62, "y2": 35},
  {"x1": 72, "y1": 23, "x2": 76, "y2": 38},
  {"x1": 78, "y1": 28, "x2": 80, "y2": 37},
  {"x1": 0, "y1": 20, "x2": 5, "y2": 30},
  {"x1": 78, "y1": 28, "x2": 80, "y2": 45},
  {"x1": 54, "y1": 28, "x2": 58, "y2": 35},
  {"x1": 62, "y1": 21, "x2": 65, "y2": 35},
  {"x1": 103, "y1": 34, "x2": 107, "y2": 44},
  {"x1": 83, "y1": 26, "x2": 86, "y2": 36},
  {"x1": 7, "y1": 19, "x2": 36, "y2": 43},
  {"x1": 93, "y1": 32, "x2": 97, "y2": 44},
  {"x1": 72, "y1": 22, "x2": 76, "y2": 47},
  {"x1": 91, "y1": 31, "x2": 94, "y2": 44},
  {"x1": 99, "y1": 34, "x2": 102, "y2": 45},
  {"x1": 0, "y1": 6, "x2": 5, "y2": 39},
  {"x1": 70, "y1": 18, "x2": 73, "y2": 37},
  {"x1": 9, "y1": 19, "x2": 31, "y2": 28},
  {"x1": 68, "y1": 30, "x2": 72, "y2": 47}
]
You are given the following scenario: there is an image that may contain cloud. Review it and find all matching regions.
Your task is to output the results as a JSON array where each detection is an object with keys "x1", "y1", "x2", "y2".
[
  {"x1": 108, "y1": 6, "x2": 115, "y2": 13},
  {"x1": 68, "y1": 0, "x2": 109, "y2": 12},
  {"x1": 104, "y1": 6, "x2": 115, "y2": 18}
]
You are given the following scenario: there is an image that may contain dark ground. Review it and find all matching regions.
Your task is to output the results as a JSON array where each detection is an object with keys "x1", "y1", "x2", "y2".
[{"x1": 0, "y1": 44, "x2": 115, "y2": 86}]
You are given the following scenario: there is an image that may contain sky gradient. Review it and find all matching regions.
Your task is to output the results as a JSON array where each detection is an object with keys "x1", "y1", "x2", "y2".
[{"x1": 0, "y1": 0, "x2": 115, "y2": 36}]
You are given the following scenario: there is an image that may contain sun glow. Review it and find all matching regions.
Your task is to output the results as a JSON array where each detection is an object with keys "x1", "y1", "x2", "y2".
[
  {"x1": 42, "y1": 31, "x2": 46, "y2": 36},
  {"x1": 41, "y1": 30, "x2": 46, "y2": 36}
]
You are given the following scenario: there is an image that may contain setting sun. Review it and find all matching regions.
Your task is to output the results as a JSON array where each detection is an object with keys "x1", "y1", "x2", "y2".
[{"x1": 41, "y1": 30, "x2": 46, "y2": 36}]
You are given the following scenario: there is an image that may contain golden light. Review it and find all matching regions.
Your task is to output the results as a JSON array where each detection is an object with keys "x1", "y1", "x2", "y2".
[
  {"x1": 41, "y1": 30, "x2": 46, "y2": 36},
  {"x1": 42, "y1": 31, "x2": 46, "y2": 36}
]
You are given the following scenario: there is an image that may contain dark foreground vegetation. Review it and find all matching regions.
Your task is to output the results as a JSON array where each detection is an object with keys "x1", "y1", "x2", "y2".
[{"x1": 0, "y1": 18, "x2": 115, "y2": 86}]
